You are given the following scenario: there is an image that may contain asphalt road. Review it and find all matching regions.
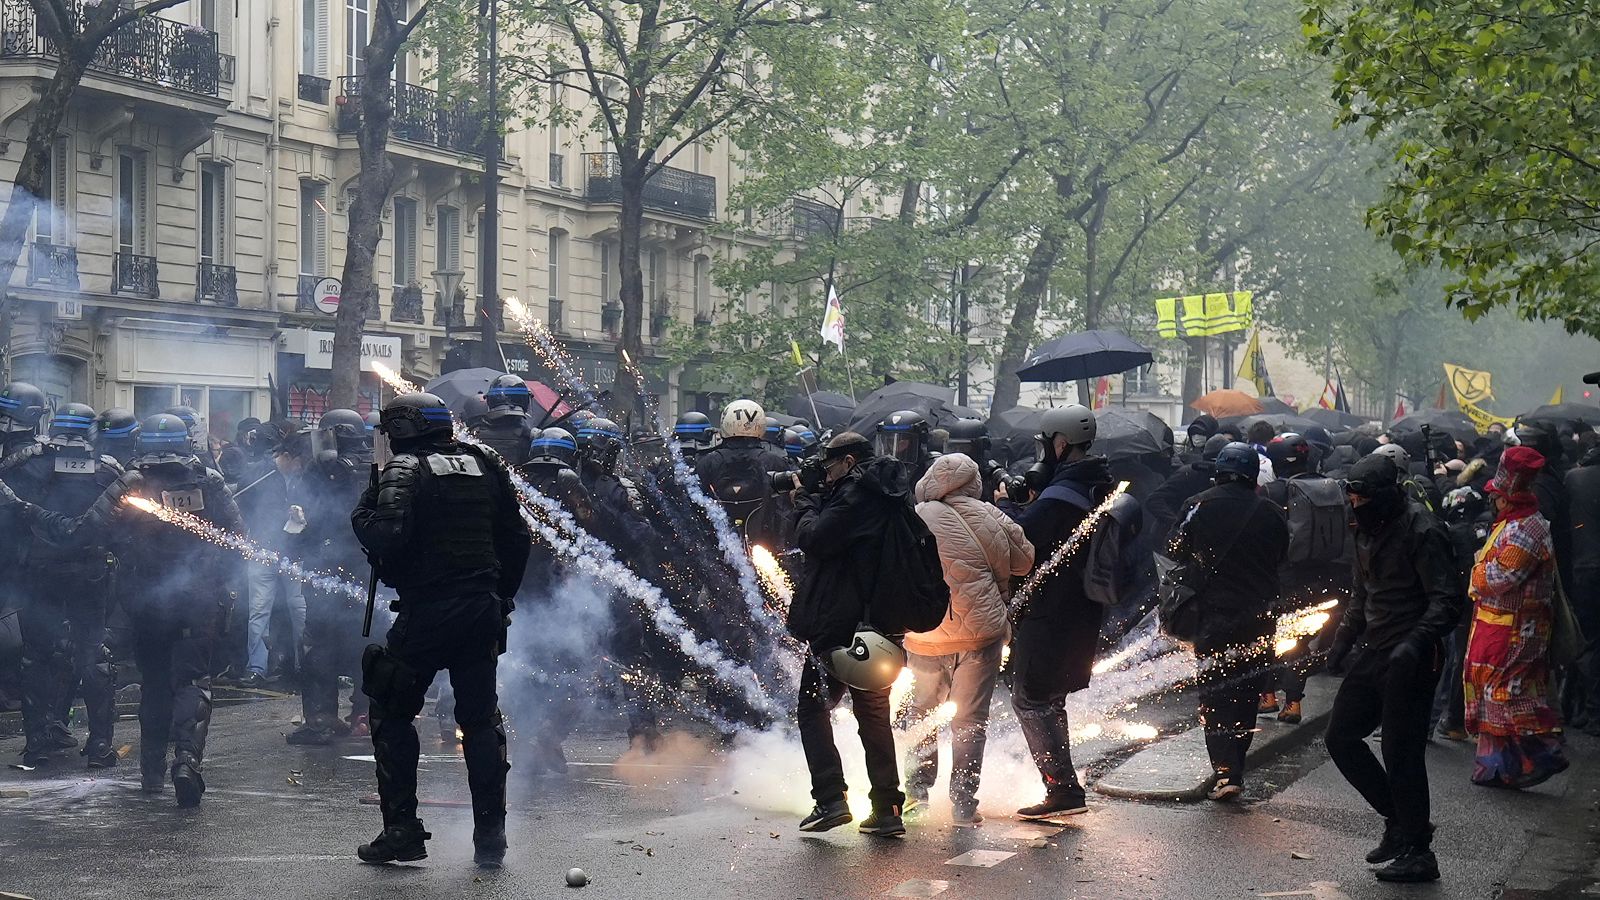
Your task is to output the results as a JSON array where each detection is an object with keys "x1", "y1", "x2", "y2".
[{"x1": 1, "y1": 687, "x2": 1596, "y2": 900}]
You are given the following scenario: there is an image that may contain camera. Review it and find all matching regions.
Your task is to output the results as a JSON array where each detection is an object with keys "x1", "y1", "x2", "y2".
[
  {"x1": 770, "y1": 456, "x2": 826, "y2": 493},
  {"x1": 983, "y1": 459, "x2": 1029, "y2": 498}
]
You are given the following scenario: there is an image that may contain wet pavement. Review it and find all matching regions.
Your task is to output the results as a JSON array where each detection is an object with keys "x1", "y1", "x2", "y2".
[{"x1": 2, "y1": 685, "x2": 1597, "y2": 899}]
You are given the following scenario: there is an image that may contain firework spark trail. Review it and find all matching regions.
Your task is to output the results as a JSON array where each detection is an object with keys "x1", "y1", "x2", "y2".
[
  {"x1": 1008, "y1": 481, "x2": 1130, "y2": 615},
  {"x1": 370, "y1": 363, "x2": 782, "y2": 718},
  {"x1": 122, "y1": 497, "x2": 364, "y2": 600},
  {"x1": 749, "y1": 545, "x2": 793, "y2": 608},
  {"x1": 899, "y1": 700, "x2": 958, "y2": 747}
]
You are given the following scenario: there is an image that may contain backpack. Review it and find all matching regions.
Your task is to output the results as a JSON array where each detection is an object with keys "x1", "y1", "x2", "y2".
[
  {"x1": 868, "y1": 501, "x2": 951, "y2": 634},
  {"x1": 707, "y1": 447, "x2": 780, "y2": 545},
  {"x1": 1280, "y1": 475, "x2": 1350, "y2": 564},
  {"x1": 1038, "y1": 483, "x2": 1143, "y2": 606}
]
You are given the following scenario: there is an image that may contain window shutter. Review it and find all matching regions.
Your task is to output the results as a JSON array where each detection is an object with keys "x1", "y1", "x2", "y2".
[
  {"x1": 314, "y1": 186, "x2": 327, "y2": 274},
  {"x1": 446, "y1": 209, "x2": 459, "y2": 270},
  {"x1": 217, "y1": 167, "x2": 228, "y2": 262},
  {"x1": 314, "y1": 0, "x2": 330, "y2": 77},
  {"x1": 136, "y1": 155, "x2": 149, "y2": 254}
]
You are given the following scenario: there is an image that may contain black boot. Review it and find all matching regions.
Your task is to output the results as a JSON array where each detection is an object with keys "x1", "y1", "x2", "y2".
[
  {"x1": 44, "y1": 721, "x2": 78, "y2": 751},
  {"x1": 358, "y1": 822, "x2": 431, "y2": 864},
  {"x1": 1368, "y1": 820, "x2": 1436, "y2": 864},
  {"x1": 473, "y1": 820, "x2": 507, "y2": 869},
  {"x1": 171, "y1": 756, "x2": 205, "y2": 808},
  {"x1": 1375, "y1": 845, "x2": 1440, "y2": 883},
  {"x1": 83, "y1": 740, "x2": 118, "y2": 769}
]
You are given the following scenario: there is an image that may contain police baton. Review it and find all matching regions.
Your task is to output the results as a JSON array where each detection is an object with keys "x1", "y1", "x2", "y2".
[{"x1": 362, "y1": 565, "x2": 378, "y2": 638}]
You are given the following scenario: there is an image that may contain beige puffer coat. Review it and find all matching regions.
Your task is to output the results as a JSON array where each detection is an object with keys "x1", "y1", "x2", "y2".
[{"x1": 906, "y1": 453, "x2": 1035, "y2": 656}]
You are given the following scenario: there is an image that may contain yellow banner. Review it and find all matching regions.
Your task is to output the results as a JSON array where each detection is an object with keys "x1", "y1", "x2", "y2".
[
  {"x1": 1460, "y1": 399, "x2": 1514, "y2": 432},
  {"x1": 1443, "y1": 363, "x2": 1495, "y2": 406}
]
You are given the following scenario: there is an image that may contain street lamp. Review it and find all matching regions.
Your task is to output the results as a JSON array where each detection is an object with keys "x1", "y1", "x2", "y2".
[{"x1": 432, "y1": 269, "x2": 464, "y2": 327}]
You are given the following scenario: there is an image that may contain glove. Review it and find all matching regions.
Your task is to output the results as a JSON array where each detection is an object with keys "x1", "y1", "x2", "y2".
[
  {"x1": 1325, "y1": 630, "x2": 1356, "y2": 675},
  {"x1": 1388, "y1": 634, "x2": 1429, "y2": 676}
]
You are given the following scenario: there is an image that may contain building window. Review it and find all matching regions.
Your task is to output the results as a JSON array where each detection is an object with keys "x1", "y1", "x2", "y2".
[
  {"x1": 300, "y1": 180, "x2": 327, "y2": 276},
  {"x1": 345, "y1": 0, "x2": 369, "y2": 76},
  {"x1": 692, "y1": 254, "x2": 710, "y2": 318},
  {"x1": 117, "y1": 150, "x2": 149, "y2": 256},
  {"x1": 133, "y1": 385, "x2": 252, "y2": 445},
  {"x1": 1126, "y1": 364, "x2": 1155, "y2": 395},
  {"x1": 435, "y1": 204, "x2": 459, "y2": 273},
  {"x1": 599, "y1": 241, "x2": 615, "y2": 302},
  {"x1": 547, "y1": 230, "x2": 565, "y2": 300},
  {"x1": 199, "y1": 163, "x2": 227, "y2": 265},
  {"x1": 392, "y1": 197, "x2": 417, "y2": 287},
  {"x1": 302, "y1": 0, "x2": 328, "y2": 77},
  {"x1": 34, "y1": 139, "x2": 67, "y2": 243},
  {"x1": 646, "y1": 249, "x2": 661, "y2": 303}
]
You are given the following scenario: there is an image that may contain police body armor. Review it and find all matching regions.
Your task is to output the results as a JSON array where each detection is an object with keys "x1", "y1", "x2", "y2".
[
  {"x1": 373, "y1": 445, "x2": 502, "y2": 594},
  {"x1": 300, "y1": 454, "x2": 369, "y2": 572},
  {"x1": 1, "y1": 442, "x2": 120, "y2": 571},
  {"x1": 115, "y1": 462, "x2": 231, "y2": 577},
  {"x1": 471, "y1": 419, "x2": 533, "y2": 470}
]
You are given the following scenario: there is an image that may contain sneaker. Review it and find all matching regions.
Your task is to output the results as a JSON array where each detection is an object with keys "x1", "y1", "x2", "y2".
[
  {"x1": 286, "y1": 726, "x2": 335, "y2": 746},
  {"x1": 1207, "y1": 776, "x2": 1242, "y2": 802},
  {"x1": 172, "y1": 761, "x2": 205, "y2": 808},
  {"x1": 44, "y1": 722, "x2": 78, "y2": 751},
  {"x1": 952, "y1": 807, "x2": 983, "y2": 828},
  {"x1": 20, "y1": 744, "x2": 52, "y2": 767},
  {"x1": 84, "y1": 742, "x2": 118, "y2": 769},
  {"x1": 798, "y1": 799, "x2": 853, "y2": 832},
  {"x1": 1278, "y1": 701, "x2": 1303, "y2": 724},
  {"x1": 1374, "y1": 846, "x2": 1440, "y2": 883},
  {"x1": 358, "y1": 824, "x2": 431, "y2": 864},
  {"x1": 238, "y1": 672, "x2": 268, "y2": 690},
  {"x1": 859, "y1": 808, "x2": 907, "y2": 837},
  {"x1": 1257, "y1": 693, "x2": 1280, "y2": 714},
  {"x1": 1017, "y1": 793, "x2": 1088, "y2": 819},
  {"x1": 1367, "y1": 821, "x2": 1436, "y2": 864}
]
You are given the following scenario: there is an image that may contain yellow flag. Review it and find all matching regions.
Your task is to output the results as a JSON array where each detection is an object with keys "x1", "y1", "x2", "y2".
[
  {"x1": 790, "y1": 340, "x2": 805, "y2": 368},
  {"x1": 1550, "y1": 385, "x2": 1565, "y2": 404},
  {"x1": 1443, "y1": 363, "x2": 1495, "y2": 406},
  {"x1": 1237, "y1": 330, "x2": 1274, "y2": 397}
]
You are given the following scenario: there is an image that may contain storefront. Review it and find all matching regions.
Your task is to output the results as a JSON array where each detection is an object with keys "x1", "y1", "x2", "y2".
[
  {"x1": 102, "y1": 317, "x2": 277, "y2": 445},
  {"x1": 277, "y1": 329, "x2": 403, "y2": 422}
]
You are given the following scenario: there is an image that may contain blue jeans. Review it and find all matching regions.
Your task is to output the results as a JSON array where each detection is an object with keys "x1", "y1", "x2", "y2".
[
  {"x1": 905, "y1": 640, "x2": 1003, "y2": 812},
  {"x1": 245, "y1": 562, "x2": 306, "y2": 676}
]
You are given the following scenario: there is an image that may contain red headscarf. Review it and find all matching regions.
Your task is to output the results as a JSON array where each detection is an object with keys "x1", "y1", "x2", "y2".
[{"x1": 1487, "y1": 445, "x2": 1545, "y2": 522}]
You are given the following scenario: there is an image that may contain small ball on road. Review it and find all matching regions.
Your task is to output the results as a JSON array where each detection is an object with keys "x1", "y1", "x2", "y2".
[{"x1": 566, "y1": 867, "x2": 589, "y2": 888}]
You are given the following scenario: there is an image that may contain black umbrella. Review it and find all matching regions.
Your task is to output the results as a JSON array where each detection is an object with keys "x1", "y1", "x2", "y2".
[
  {"x1": 1258, "y1": 397, "x2": 1298, "y2": 415},
  {"x1": 1240, "y1": 412, "x2": 1322, "y2": 435},
  {"x1": 425, "y1": 368, "x2": 568, "y2": 420},
  {"x1": 845, "y1": 394, "x2": 981, "y2": 437},
  {"x1": 1016, "y1": 330, "x2": 1154, "y2": 383},
  {"x1": 1517, "y1": 402, "x2": 1600, "y2": 426},
  {"x1": 989, "y1": 406, "x2": 1043, "y2": 463},
  {"x1": 858, "y1": 380, "x2": 955, "y2": 407},
  {"x1": 1302, "y1": 407, "x2": 1371, "y2": 430},
  {"x1": 787, "y1": 391, "x2": 855, "y2": 430},
  {"x1": 1093, "y1": 408, "x2": 1166, "y2": 460},
  {"x1": 1390, "y1": 409, "x2": 1478, "y2": 442}
]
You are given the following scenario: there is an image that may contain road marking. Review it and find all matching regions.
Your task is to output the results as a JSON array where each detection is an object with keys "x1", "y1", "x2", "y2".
[
  {"x1": 887, "y1": 879, "x2": 950, "y2": 897},
  {"x1": 1259, "y1": 883, "x2": 1353, "y2": 900},
  {"x1": 944, "y1": 850, "x2": 1016, "y2": 868}
]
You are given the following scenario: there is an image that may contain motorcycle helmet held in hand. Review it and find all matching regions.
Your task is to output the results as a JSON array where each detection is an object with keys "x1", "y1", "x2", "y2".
[
  {"x1": 1212, "y1": 441, "x2": 1260, "y2": 483},
  {"x1": 825, "y1": 625, "x2": 906, "y2": 691}
]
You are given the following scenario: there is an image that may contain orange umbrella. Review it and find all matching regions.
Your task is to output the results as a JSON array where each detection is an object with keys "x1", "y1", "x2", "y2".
[{"x1": 1191, "y1": 389, "x2": 1265, "y2": 418}]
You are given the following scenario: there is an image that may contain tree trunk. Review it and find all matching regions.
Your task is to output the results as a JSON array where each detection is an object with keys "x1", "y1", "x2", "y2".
[
  {"x1": 1182, "y1": 335, "x2": 1206, "y2": 405},
  {"x1": 991, "y1": 225, "x2": 1064, "y2": 413},
  {"x1": 330, "y1": 7, "x2": 409, "y2": 409},
  {"x1": 614, "y1": 157, "x2": 647, "y2": 412},
  {"x1": 0, "y1": 52, "x2": 92, "y2": 379}
]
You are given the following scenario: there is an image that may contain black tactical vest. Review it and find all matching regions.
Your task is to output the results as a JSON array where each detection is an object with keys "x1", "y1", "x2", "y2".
[{"x1": 383, "y1": 445, "x2": 502, "y2": 591}]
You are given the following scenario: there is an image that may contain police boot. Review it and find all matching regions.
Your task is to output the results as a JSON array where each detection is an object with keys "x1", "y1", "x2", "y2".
[
  {"x1": 473, "y1": 817, "x2": 507, "y2": 869},
  {"x1": 83, "y1": 739, "x2": 118, "y2": 769},
  {"x1": 140, "y1": 746, "x2": 167, "y2": 794},
  {"x1": 43, "y1": 721, "x2": 77, "y2": 751},
  {"x1": 171, "y1": 753, "x2": 205, "y2": 808},
  {"x1": 358, "y1": 822, "x2": 431, "y2": 864}
]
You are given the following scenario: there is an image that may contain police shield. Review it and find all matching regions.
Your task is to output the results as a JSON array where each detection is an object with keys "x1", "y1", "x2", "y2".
[{"x1": 310, "y1": 426, "x2": 340, "y2": 464}]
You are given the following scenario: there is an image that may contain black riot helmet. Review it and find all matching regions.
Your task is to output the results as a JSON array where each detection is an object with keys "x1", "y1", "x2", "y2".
[
  {"x1": 378, "y1": 392, "x2": 454, "y2": 445},
  {"x1": 363, "y1": 411, "x2": 380, "y2": 433},
  {"x1": 0, "y1": 381, "x2": 47, "y2": 433},
  {"x1": 137, "y1": 413, "x2": 196, "y2": 465},
  {"x1": 1265, "y1": 432, "x2": 1312, "y2": 478},
  {"x1": 485, "y1": 374, "x2": 531, "y2": 420},
  {"x1": 528, "y1": 426, "x2": 579, "y2": 469},
  {"x1": 945, "y1": 417, "x2": 990, "y2": 462},
  {"x1": 463, "y1": 394, "x2": 491, "y2": 428},
  {"x1": 577, "y1": 417, "x2": 624, "y2": 471},
  {"x1": 874, "y1": 409, "x2": 930, "y2": 464},
  {"x1": 48, "y1": 401, "x2": 97, "y2": 446},
  {"x1": 1213, "y1": 441, "x2": 1260, "y2": 484},
  {"x1": 784, "y1": 426, "x2": 818, "y2": 460},
  {"x1": 673, "y1": 411, "x2": 715, "y2": 452},
  {"x1": 319, "y1": 407, "x2": 369, "y2": 446}
]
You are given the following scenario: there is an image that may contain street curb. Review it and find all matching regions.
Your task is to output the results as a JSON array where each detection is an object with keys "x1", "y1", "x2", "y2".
[{"x1": 1093, "y1": 674, "x2": 1339, "y2": 802}]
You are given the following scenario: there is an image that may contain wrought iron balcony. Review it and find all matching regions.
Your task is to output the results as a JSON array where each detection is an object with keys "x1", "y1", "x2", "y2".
[
  {"x1": 391, "y1": 284, "x2": 424, "y2": 323},
  {"x1": 26, "y1": 239, "x2": 76, "y2": 289},
  {"x1": 113, "y1": 251, "x2": 159, "y2": 297},
  {"x1": 771, "y1": 197, "x2": 840, "y2": 241},
  {"x1": 298, "y1": 74, "x2": 329, "y2": 103},
  {"x1": 0, "y1": 3, "x2": 221, "y2": 97},
  {"x1": 337, "y1": 76, "x2": 482, "y2": 155},
  {"x1": 197, "y1": 262, "x2": 237, "y2": 306},
  {"x1": 583, "y1": 153, "x2": 716, "y2": 221}
]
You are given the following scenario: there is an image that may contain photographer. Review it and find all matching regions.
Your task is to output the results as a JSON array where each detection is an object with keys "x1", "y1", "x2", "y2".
[
  {"x1": 996, "y1": 404, "x2": 1112, "y2": 819},
  {"x1": 786, "y1": 433, "x2": 910, "y2": 838}
]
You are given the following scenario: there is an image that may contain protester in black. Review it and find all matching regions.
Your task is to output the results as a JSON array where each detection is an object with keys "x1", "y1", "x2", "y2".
[
  {"x1": 1147, "y1": 434, "x2": 1229, "y2": 537},
  {"x1": 1325, "y1": 454, "x2": 1461, "y2": 884}
]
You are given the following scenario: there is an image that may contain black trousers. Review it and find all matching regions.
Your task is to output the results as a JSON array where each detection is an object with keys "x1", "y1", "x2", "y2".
[
  {"x1": 364, "y1": 592, "x2": 507, "y2": 837},
  {"x1": 1325, "y1": 643, "x2": 1440, "y2": 846},
  {"x1": 796, "y1": 655, "x2": 903, "y2": 812},
  {"x1": 300, "y1": 586, "x2": 368, "y2": 730},
  {"x1": 1198, "y1": 650, "x2": 1269, "y2": 782},
  {"x1": 130, "y1": 597, "x2": 224, "y2": 778},
  {"x1": 18, "y1": 568, "x2": 115, "y2": 751}
]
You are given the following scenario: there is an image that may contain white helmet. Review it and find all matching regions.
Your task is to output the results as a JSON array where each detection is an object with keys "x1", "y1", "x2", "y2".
[
  {"x1": 826, "y1": 626, "x2": 906, "y2": 691},
  {"x1": 720, "y1": 399, "x2": 766, "y2": 439},
  {"x1": 1372, "y1": 442, "x2": 1410, "y2": 469},
  {"x1": 1041, "y1": 404, "x2": 1096, "y2": 447}
]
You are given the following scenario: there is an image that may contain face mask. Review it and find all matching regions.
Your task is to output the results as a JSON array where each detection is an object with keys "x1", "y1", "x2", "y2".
[{"x1": 1352, "y1": 487, "x2": 1404, "y2": 532}]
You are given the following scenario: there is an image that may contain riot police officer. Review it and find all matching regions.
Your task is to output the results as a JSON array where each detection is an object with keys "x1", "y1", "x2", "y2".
[
  {"x1": 471, "y1": 373, "x2": 535, "y2": 468},
  {"x1": 287, "y1": 408, "x2": 374, "y2": 744},
  {"x1": 672, "y1": 411, "x2": 715, "y2": 461},
  {"x1": 5, "y1": 413, "x2": 244, "y2": 806},
  {"x1": 0, "y1": 381, "x2": 47, "y2": 458},
  {"x1": 164, "y1": 405, "x2": 217, "y2": 468},
  {"x1": 0, "y1": 402, "x2": 121, "y2": 767},
  {"x1": 93, "y1": 407, "x2": 140, "y2": 468},
  {"x1": 352, "y1": 393, "x2": 530, "y2": 867},
  {"x1": 875, "y1": 409, "x2": 936, "y2": 482}
]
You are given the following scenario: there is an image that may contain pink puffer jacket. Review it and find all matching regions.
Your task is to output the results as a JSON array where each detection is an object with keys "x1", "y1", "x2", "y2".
[{"x1": 906, "y1": 453, "x2": 1035, "y2": 656}]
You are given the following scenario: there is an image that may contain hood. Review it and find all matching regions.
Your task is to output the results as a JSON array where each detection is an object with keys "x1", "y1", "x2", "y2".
[
  {"x1": 1051, "y1": 454, "x2": 1113, "y2": 490},
  {"x1": 915, "y1": 452, "x2": 981, "y2": 503},
  {"x1": 852, "y1": 455, "x2": 910, "y2": 500}
]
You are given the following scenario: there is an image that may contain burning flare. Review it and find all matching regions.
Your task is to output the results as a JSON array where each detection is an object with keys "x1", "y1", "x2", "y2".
[{"x1": 749, "y1": 545, "x2": 793, "y2": 607}]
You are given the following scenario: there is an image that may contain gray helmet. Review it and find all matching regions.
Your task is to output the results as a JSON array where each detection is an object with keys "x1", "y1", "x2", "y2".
[
  {"x1": 1372, "y1": 442, "x2": 1410, "y2": 469},
  {"x1": 1040, "y1": 404, "x2": 1095, "y2": 447},
  {"x1": 825, "y1": 625, "x2": 906, "y2": 691},
  {"x1": 528, "y1": 426, "x2": 579, "y2": 468}
]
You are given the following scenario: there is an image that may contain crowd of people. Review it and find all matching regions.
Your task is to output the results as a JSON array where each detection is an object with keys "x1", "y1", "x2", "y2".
[{"x1": 0, "y1": 372, "x2": 1588, "y2": 882}]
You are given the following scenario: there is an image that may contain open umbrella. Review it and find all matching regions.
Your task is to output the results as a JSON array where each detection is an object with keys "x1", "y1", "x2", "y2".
[
  {"x1": 989, "y1": 406, "x2": 1043, "y2": 463},
  {"x1": 1389, "y1": 409, "x2": 1478, "y2": 442},
  {"x1": 1257, "y1": 397, "x2": 1298, "y2": 415},
  {"x1": 1093, "y1": 408, "x2": 1168, "y2": 460},
  {"x1": 1302, "y1": 407, "x2": 1371, "y2": 431},
  {"x1": 787, "y1": 391, "x2": 855, "y2": 430},
  {"x1": 1517, "y1": 402, "x2": 1600, "y2": 426},
  {"x1": 424, "y1": 368, "x2": 572, "y2": 421},
  {"x1": 1240, "y1": 412, "x2": 1321, "y2": 435},
  {"x1": 1191, "y1": 389, "x2": 1264, "y2": 418},
  {"x1": 1016, "y1": 330, "x2": 1154, "y2": 383},
  {"x1": 846, "y1": 381, "x2": 960, "y2": 435}
]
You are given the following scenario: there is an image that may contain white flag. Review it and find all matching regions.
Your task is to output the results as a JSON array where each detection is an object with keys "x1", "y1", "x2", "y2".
[{"x1": 819, "y1": 284, "x2": 845, "y2": 351}]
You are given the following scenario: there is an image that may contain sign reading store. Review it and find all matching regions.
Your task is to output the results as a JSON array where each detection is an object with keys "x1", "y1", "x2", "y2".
[{"x1": 282, "y1": 329, "x2": 401, "y2": 373}]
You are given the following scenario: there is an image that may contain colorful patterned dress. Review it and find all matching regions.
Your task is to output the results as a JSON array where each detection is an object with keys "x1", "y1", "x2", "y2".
[{"x1": 1464, "y1": 513, "x2": 1569, "y2": 788}]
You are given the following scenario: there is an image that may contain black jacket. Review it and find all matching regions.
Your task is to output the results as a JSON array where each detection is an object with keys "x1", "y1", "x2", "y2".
[
  {"x1": 1170, "y1": 481, "x2": 1289, "y2": 654},
  {"x1": 1147, "y1": 461, "x2": 1213, "y2": 538},
  {"x1": 1335, "y1": 501, "x2": 1461, "y2": 654},
  {"x1": 787, "y1": 456, "x2": 908, "y2": 650},
  {"x1": 225, "y1": 452, "x2": 293, "y2": 550},
  {"x1": 697, "y1": 436, "x2": 793, "y2": 547},
  {"x1": 1534, "y1": 467, "x2": 1573, "y2": 589},
  {"x1": 1000, "y1": 455, "x2": 1114, "y2": 694},
  {"x1": 1567, "y1": 452, "x2": 1600, "y2": 576}
]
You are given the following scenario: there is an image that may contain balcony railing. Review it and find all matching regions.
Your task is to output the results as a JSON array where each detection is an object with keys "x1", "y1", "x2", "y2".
[
  {"x1": 112, "y1": 251, "x2": 159, "y2": 298},
  {"x1": 197, "y1": 261, "x2": 237, "y2": 306},
  {"x1": 0, "y1": 3, "x2": 221, "y2": 96},
  {"x1": 770, "y1": 197, "x2": 840, "y2": 241},
  {"x1": 26, "y1": 239, "x2": 76, "y2": 289},
  {"x1": 583, "y1": 153, "x2": 716, "y2": 221},
  {"x1": 391, "y1": 284, "x2": 424, "y2": 323},
  {"x1": 337, "y1": 76, "x2": 482, "y2": 155}
]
